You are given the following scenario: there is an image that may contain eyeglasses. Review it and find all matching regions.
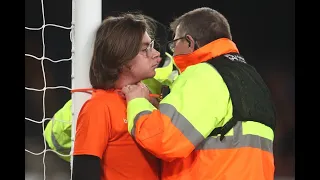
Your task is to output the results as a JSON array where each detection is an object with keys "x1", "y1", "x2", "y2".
[
  {"x1": 141, "y1": 40, "x2": 154, "y2": 58},
  {"x1": 167, "y1": 35, "x2": 187, "y2": 53}
]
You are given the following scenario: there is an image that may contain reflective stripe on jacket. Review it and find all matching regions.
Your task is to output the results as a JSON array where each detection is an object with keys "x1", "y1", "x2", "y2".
[{"x1": 44, "y1": 99, "x2": 72, "y2": 162}]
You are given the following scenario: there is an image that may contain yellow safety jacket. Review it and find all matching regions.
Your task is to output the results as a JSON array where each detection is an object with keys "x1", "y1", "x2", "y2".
[{"x1": 126, "y1": 38, "x2": 275, "y2": 180}]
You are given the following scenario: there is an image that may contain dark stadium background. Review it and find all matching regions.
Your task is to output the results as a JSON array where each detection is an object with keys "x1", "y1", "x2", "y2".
[{"x1": 25, "y1": 0, "x2": 295, "y2": 179}]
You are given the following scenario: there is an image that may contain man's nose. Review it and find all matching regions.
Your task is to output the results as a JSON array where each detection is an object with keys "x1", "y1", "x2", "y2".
[{"x1": 152, "y1": 48, "x2": 160, "y2": 58}]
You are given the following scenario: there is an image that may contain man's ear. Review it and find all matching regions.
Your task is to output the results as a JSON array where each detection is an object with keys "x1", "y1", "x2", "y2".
[
  {"x1": 121, "y1": 63, "x2": 132, "y2": 73},
  {"x1": 185, "y1": 35, "x2": 196, "y2": 50}
]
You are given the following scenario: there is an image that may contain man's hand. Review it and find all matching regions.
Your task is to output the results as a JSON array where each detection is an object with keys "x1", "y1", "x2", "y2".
[
  {"x1": 148, "y1": 97, "x2": 159, "y2": 108},
  {"x1": 122, "y1": 82, "x2": 150, "y2": 102}
]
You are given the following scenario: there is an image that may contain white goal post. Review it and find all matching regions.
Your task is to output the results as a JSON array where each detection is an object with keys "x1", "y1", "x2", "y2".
[{"x1": 70, "y1": 0, "x2": 102, "y2": 174}]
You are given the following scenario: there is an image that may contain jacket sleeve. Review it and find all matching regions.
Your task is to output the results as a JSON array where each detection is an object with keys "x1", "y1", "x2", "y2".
[
  {"x1": 127, "y1": 63, "x2": 230, "y2": 162},
  {"x1": 44, "y1": 99, "x2": 72, "y2": 162}
]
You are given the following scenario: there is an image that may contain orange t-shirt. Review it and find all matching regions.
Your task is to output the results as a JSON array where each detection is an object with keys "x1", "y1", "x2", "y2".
[{"x1": 73, "y1": 89, "x2": 160, "y2": 180}]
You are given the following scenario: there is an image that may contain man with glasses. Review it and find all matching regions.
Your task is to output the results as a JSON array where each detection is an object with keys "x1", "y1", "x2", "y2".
[
  {"x1": 70, "y1": 13, "x2": 166, "y2": 180},
  {"x1": 41, "y1": 12, "x2": 182, "y2": 180},
  {"x1": 122, "y1": 7, "x2": 276, "y2": 180},
  {"x1": 44, "y1": 21, "x2": 178, "y2": 163}
]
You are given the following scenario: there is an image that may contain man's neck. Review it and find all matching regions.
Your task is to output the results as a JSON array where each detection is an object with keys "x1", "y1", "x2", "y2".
[{"x1": 115, "y1": 74, "x2": 139, "y2": 89}]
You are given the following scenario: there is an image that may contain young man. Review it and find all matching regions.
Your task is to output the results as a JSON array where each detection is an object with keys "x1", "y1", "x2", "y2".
[
  {"x1": 44, "y1": 52, "x2": 176, "y2": 163},
  {"x1": 44, "y1": 15, "x2": 178, "y2": 163},
  {"x1": 71, "y1": 13, "x2": 169, "y2": 180},
  {"x1": 122, "y1": 7, "x2": 276, "y2": 180}
]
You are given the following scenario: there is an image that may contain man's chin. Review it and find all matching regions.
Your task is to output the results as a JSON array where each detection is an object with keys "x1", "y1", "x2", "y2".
[
  {"x1": 150, "y1": 71, "x2": 156, "y2": 78},
  {"x1": 145, "y1": 71, "x2": 156, "y2": 79}
]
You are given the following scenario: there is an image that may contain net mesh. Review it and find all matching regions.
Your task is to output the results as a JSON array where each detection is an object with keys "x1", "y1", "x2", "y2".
[{"x1": 25, "y1": 0, "x2": 73, "y2": 179}]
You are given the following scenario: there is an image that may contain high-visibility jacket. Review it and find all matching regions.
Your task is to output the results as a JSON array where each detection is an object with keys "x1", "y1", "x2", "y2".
[
  {"x1": 44, "y1": 99, "x2": 72, "y2": 162},
  {"x1": 141, "y1": 52, "x2": 178, "y2": 94},
  {"x1": 127, "y1": 38, "x2": 275, "y2": 180},
  {"x1": 44, "y1": 52, "x2": 178, "y2": 162}
]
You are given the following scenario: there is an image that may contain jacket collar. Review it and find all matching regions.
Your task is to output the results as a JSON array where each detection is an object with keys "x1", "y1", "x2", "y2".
[{"x1": 173, "y1": 38, "x2": 239, "y2": 73}]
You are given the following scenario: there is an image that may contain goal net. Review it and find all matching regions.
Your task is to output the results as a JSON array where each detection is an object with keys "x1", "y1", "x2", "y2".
[{"x1": 25, "y1": 0, "x2": 101, "y2": 179}]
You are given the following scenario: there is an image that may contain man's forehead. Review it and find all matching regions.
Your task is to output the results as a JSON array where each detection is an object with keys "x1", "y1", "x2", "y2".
[
  {"x1": 142, "y1": 32, "x2": 151, "y2": 44},
  {"x1": 174, "y1": 25, "x2": 182, "y2": 38}
]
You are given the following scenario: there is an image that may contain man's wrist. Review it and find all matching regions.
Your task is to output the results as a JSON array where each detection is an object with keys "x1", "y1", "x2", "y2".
[{"x1": 126, "y1": 96, "x2": 145, "y2": 102}]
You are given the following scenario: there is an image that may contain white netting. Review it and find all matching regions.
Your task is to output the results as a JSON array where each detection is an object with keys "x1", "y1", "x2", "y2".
[{"x1": 25, "y1": 0, "x2": 73, "y2": 179}]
